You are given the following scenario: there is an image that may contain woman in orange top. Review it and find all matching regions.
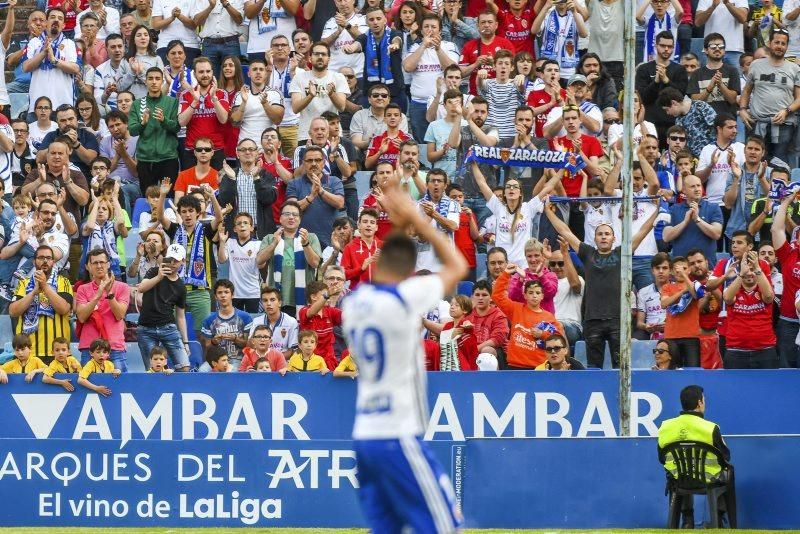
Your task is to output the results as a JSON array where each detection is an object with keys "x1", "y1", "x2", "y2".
[{"x1": 492, "y1": 264, "x2": 564, "y2": 369}]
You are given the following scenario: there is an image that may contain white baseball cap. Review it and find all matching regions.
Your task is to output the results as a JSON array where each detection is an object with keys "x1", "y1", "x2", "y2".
[
  {"x1": 476, "y1": 353, "x2": 499, "y2": 371},
  {"x1": 165, "y1": 244, "x2": 186, "y2": 262}
]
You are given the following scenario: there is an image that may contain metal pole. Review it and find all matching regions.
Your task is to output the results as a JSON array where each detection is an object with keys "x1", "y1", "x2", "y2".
[{"x1": 619, "y1": 0, "x2": 636, "y2": 437}]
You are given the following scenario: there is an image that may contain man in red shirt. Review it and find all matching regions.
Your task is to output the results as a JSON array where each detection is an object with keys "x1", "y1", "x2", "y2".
[
  {"x1": 687, "y1": 248, "x2": 724, "y2": 369},
  {"x1": 526, "y1": 60, "x2": 566, "y2": 138},
  {"x1": 459, "y1": 10, "x2": 514, "y2": 95},
  {"x1": 178, "y1": 57, "x2": 231, "y2": 171},
  {"x1": 446, "y1": 183, "x2": 480, "y2": 281},
  {"x1": 721, "y1": 250, "x2": 776, "y2": 368},
  {"x1": 487, "y1": 0, "x2": 537, "y2": 54},
  {"x1": 259, "y1": 127, "x2": 295, "y2": 225},
  {"x1": 771, "y1": 193, "x2": 800, "y2": 368},
  {"x1": 364, "y1": 103, "x2": 410, "y2": 169},
  {"x1": 548, "y1": 105, "x2": 603, "y2": 198},
  {"x1": 341, "y1": 208, "x2": 382, "y2": 289}
]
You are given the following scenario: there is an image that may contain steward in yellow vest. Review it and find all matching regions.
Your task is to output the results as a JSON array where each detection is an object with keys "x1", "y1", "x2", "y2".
[{"x1": 657, "y1": 384, "x2": 736, "y2": 528}]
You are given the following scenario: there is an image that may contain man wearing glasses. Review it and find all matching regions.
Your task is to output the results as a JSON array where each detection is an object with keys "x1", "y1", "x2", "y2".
[
  {"x1": 687, "y1": 34, "x2": 741, "y2": 117},
  {"x1": 536, "y1": 334, "x2": 586, "y2": 370},
  {"x1": 695, "y1": 0, "x2": 748, "y2": 68},
  {"x1": 8, "y1": 243, "x2": 72, "y2": 361},
  {"x1": 350, "y1": 83, "x2": 410, "y2": 152},
  {"x1": 173, "y1": 137, "x2": 219, "y2": 204},
  {"x1": 9, "y1": 119, "x2": 34, "y2": 193},
  {"x1": 265, "y1": 35, "x2": 301, "y2": 157},
  {"x1": 289, "y1": 42, "x2": 350, "y2": 144}
]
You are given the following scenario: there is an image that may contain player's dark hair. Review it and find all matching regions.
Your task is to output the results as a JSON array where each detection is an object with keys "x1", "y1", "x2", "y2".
[{"x1": 377, "y1": 232, "x2": 418, "y2": 277}]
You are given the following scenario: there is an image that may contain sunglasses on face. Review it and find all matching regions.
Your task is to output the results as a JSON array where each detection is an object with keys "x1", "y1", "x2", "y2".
[
  {"x1": 604, "y1": 118, "x2": 621, "y2": 125},
  {"x1": 194, "y1": 147, "x2": 214, "y2": 153},
  {"x1": 545, "y1": 346, "x2": 565, "y2": 353},
  {"x1": 653, "y1": 348, "x2": 670, "y2": 355},
  {"x1": 669, "y1": 136, "x2": 686, "y2": 142},
  {"x1": 549, "y1": 261, "x2": 564, "y2": 267},
  {"x1": 706, "y1": 44, "x2": 725, "y2": 51}
]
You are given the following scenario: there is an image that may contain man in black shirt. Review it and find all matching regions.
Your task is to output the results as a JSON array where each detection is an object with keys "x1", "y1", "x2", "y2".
[
  {"x1": 544, "y1": 198, "x2": 660, "y2": 369},
  {"x1": 687, "y1": 33, "x2": 741, "y2": 118},
  {"x1": 136, "y1": 243, "x2": 191, "y2": 371},
  {"x1": 635, "y1": 31, "x2": 689, "y2": 148}
]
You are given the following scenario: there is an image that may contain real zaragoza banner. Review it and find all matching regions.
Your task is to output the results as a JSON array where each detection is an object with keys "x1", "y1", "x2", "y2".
[{"x1": 464, "y1": 144, "x2": 586, "y2": 174}]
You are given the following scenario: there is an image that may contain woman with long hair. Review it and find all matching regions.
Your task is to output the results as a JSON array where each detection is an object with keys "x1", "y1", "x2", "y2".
[
  {"x1": 125, "y1": 25, "x2": 164, "y2": 98},
  {"x1": 652, "y1": 339, "x2": 679, "y2": 370},
  {"x1": 28, "y1": 96, "x2": 57, "y2": 151},
  {"x1": 76, "y1": 95, "x2": 109, "y2": 142},
  {"x1": 439, "y1": 0, "x2": 477, "y2": 52},
  {"x1": 577, "y1": 52, "x2": 617, "y2": 111},
  {"x1": 162, "y1": 40, "x2": 196, "y2": 159},
  {"x1": 392, "y1": 1, "x2": 423, "y2": 94},
  {"x1": 513, "y1": 51, "x2": 537, "y2": 100},
  {"x1": 469, "y1": 161, "x2": 561, "y2": 266},
  {"x1": 218, "y1": 55, "x2": 244, "y2": 167}
]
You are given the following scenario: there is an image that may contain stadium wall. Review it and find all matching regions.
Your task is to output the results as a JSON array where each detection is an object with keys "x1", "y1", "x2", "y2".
[{"x1": 0, "y1": 370, "x2": 797, "y2": 528}]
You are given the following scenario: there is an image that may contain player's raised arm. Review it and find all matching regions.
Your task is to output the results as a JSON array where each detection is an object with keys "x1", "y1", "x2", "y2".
[{"x1": 382, "y1": 184, "x2": 468, "y2": 295}]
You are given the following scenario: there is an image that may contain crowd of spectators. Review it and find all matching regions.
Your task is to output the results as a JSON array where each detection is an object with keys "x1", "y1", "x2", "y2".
[{"x1": 0, "y1": 0, "x2": 799, "y2": 385}]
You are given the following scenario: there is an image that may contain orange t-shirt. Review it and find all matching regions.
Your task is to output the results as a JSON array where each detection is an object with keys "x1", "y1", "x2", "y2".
[
  {"x1": 174, "y1": 167, "x2": 220, "y2": 194},
  {"x1": 661, "y1": 282, "x2": 700, "y2": 338},
  {"x1": 492, "y1": 272, "x2": 563, "y2": 368}
]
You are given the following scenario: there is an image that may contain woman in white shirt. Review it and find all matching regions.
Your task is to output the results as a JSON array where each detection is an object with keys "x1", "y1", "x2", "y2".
[{"x1": 470, "y1": 161, "x2": 560, "y2": 265}]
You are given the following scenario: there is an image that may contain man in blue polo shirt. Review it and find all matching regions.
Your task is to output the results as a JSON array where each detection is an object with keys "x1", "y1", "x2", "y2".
[
  {"x1": 286, "y1": 146, "x2": 344, "y2": 250},
  {"x1": 663, "y1": 174, "x2": 724, "y2": 265}
]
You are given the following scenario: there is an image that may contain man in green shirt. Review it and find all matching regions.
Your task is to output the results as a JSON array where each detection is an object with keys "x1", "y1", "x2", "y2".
[{"x1": 128, "y1": 67, "x2": 180, "y2": 197}]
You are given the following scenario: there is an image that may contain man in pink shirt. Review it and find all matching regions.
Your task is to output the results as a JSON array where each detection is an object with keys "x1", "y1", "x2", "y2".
[{"x1": 75, "y1": 248, "x2": 130, "y2": 371}]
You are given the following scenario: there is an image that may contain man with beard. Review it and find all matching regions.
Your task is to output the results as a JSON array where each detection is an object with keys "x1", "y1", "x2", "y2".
[
  {"x1": 635, "y1": 31, "x2": 689, "y2": 146},
  {"x1": 739, "y1": 28, "x2": 800, "y2": 162},
  {"x1": 23, "y1": 8, "x2": 80, "y2": 111},
  {"x1": 179, "y1": 57, "x2": 231, "y2": 170},
  {"x1": 8, "y1": 243, "x2": 72, "y2": 361},
  {"x1": 449, "y1": 96, "x2": 498, "y2": 225},
  {"x1": 290, "y1": 42, "x2": 349, "y2": 144},
  {"x1": 265, "y1": 35, "x2": 301, "y2": 157},
  {"x1": 687, "y1": 248, "x2": 724, "y2": 368},
  {"x1": 99, "y1": 110, "x2": 139, "y2": 214},
  {"x1": 415, "y1": 169, "x2": 460, "y2": 273},
  {"x1": 36, "y1": 105, "x2": 99, "y2": 177},
  {"x1": 93, "y1": 33, "x2": 134, "y2": 113},
  {"x1": 687, "y1": 33, "x2": 741, "y2": 117},
  {"x1": 231, "y1": 58, "x2": 285, "y2": 145}
]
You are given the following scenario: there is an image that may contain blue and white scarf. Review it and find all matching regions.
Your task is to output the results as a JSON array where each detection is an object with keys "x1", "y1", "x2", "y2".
[
  {"x1": 273, "y1": 235, "x2": 306, "y2": 304},
  {"x1": 174, "y1": 222, "x2": 207, "y2": 287},
  {"x1": 256, "y1": 0, "x2": 287, "y2": 34},
  {"x1": 419, "y1": 192, "x2": 455, "y2": 234},
  {"x1": 365, "y1": 29, "x2": 393, "y2": 85},
  {"x1": 167, "y1": 66, "x2": 194, "y2": 98},
  {"x1": 272, "y1": 65, "x2": 291, "y2": 99},
  {"x1": 540, "y1": 10, "x2": 578, "y2": 70},
  {"x1": 21, "y1": 270, "x2": 59, "y2": 334},
  {"x1": 462, "y1": 145, "x2": 586, "y2": 175},
  {"x1": 667, "y1": 281, "x2": 705, "y2": 316},
  {"x1": 644, "y1": 13, "x2": 679, "y2": 62},
  {"x1": 35, "y1": 31, "x2": 66, "y2": 71},
  {"x1": 88, "y1": 221, "x2": 121, "y2": 277}
]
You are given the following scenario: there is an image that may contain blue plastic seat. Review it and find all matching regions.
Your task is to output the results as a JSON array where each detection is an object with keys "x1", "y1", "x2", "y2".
[
  {"x1": 131, "y1": 198, "x2": 151, "y2": 230},
  {"x1": 632, "y1": 339, "x2": 657, "y2": 369},
  {"x1": 125, "y1": 342, "x2": 146, "y2": 372},
  {"x1": 457, "y1": 281, "x2": 474, "y2": 296},
  {"x1": 187, "y1": 340, "x2": 204, "y2": 370}
]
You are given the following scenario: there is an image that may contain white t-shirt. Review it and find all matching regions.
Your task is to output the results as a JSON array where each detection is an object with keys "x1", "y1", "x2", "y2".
[
  {"x1": 697, "y1": 0, "x2": 748, "y2": 53},
  {"x1": 403, "y1": 40, "x2": 459, "y2": 103},
  {"x1": 248, "y1": 312, "x2": 299, "y2": 355},
  {"x1": 246, "y1": 14, "x2": 296, "y2": 55},
  {"x1": 544, "y1": 103, "x2": 603, "y2": 137},
  {"x1": 554, "y1": 275, "x2": 584, "y2": 324},
  {"x1": 0, "y1": 121, "x2": 13, "y2": 192},
  {"x1": 486, "y1": 194, "x2": 544, "y2": 266},
  {"x1": 636, "y1": 282, "x2": 666, "y2": 327},
  {"x1": 608, "y1": 121, "x2": 657, "y2": 148},
  {"x1": 581, "y1": 201, "x2": 615, "y2": 247},
  {"x1": 232, "y1": 88, "x2": 284, "y2": 144},
  {"x1": 784, "y1": 0, "x2": 800, "y2": 58},
  {"x1": 0, "y1": 40, "x2": 8, "y2": 106},
  {"x1": 288, "y1": 69, "x2": 350, "y2": 141},
  {"x1": 343, "y1": 275, "x2": 444, "y2": 439},
  {"x1": 611, "y1": 188, "x2": 669, "y2": 256},
  {"x1": 415, "y1": 197, "x2": 460, "y2": 272},
  {"x1": 26, "y1": 36, "x2": 78, "y2": 110},
  {"x1": 224, "y1": 238, "x2": 261, "y2": 299},
  {"x1": 425, "y1": 93, "x2": 474, "y2": 121},
  {"x1": 321, "y1": 13, "x2": 368, "y2": 77},
  {"x1": 152, "y1": 0, "x2": 202, "y2": 49},
  {"x1": 268, "y1": 64, "x2": 299, "y2": 126},
  {"x1": 696, "y1": 142, "x2": 745, "y2": 206},
  {"x1": 137, "y1": 207, "x2": 177, "y2": 230}
]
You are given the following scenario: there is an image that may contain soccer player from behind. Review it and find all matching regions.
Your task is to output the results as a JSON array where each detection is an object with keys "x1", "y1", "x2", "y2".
[
  {"x1": 77, "y1": 338, "x2": 122, "y2": 397},
  {"x1": 148, "y1": 346, "x2": 174, "y2": 375},
  {"x1": 42, "y1": 336, "x2": 81, "y2": 391},
  {"x1": 342, "y1": 178, "x2": 467, "y2": 533},
  {"x1": 0, "y1": 333, "x2": 48, "y2": 384},
  {"x1": 287, "y1": 330, "x2": 330, "y2": 375}
]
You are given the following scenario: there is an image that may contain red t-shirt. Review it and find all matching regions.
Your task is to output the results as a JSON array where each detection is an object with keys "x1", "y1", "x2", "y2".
[
  {"x1": 497, "y1": 7, "x2": 537, "y2": 54},
  {"x1": 361, "y1": 194, "x2": 392, "y2": 240},
  {"x1": 527, "y1": 88, "x2": 566, "y2": 138},
  {"x1": 548, "y1": 134, "x2": 603, "y2": 197},
  {"x1": 180, "y1": 89, "x2": 232, "y2": 149},
  {"x1": 298, "y1": 305, "x2": 343, "y2": 371},
  {"x1": 454, "y1": 210, "x2": 477, "y2": 268},
  {"x1": 465, "y1": 0, "x2": 507, "y2": 17},
  {"x1": 459, "y1": 36, "x2": 515, "y2": 95},
  {"x1": 725, "y1": 286, "x2": 776, "y2": 349},
  {"x1": 776, "y1": 241, "x2": 800, "y2": 320},
  {"x1": 366, "y1": 131, "x2": 411, "y2": 167},
  {"x1": 221, "y1": 88, "x2": 240, "y2": 158},
  {"x1": 174, "y1": 166, "x2": 219, "y2": 194},
  {"x1": 260, "y1": 153, "x2": 295, "y2": 224},
  {"x1": 48, "y1": 0, "x2": 88, "y2": 31},
  {"x1": 711, "y1": 257, "x2": 772, "y2": 335}
]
